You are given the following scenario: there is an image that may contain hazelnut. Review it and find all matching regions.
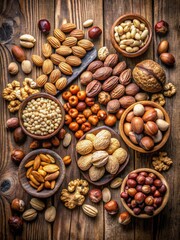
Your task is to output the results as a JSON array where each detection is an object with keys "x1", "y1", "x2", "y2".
[
  {"x1": 8, "y1": 62, "x2": 19, "y2": 75},
  {"x1": 158, "y1": 184, "x2": 167, "y2": 194},
  {"x1": 6, "y1": 117, "x2": 20, "y2": 129},
  {"x1": 116, "y1": 108, "x2": 124, "y2": 120},
  {"x1": 75, "y1": 130, "x2": 84, "y2": 139},
  {"x1": 104, "y1": 200, "x2": 119, "y2": 215},
  {"x1": 154, "y1": 179, "x2": 163, "y2": 187},
  {"x1": 127, "y1": 188, "x2": 137, "y2": 197},
  {"x1": 144, "y1": 206, "x2": 154, "y2": 216},
  {"x1": 131, "y1": 117, "x2": 144, "y2": 134},
  {"x1": 155, "y1": 20, "x2": 169, "y2": 34},
  {"x1": 129, "y1": 132, "x2": 138, "y2": 144},
  {"x1": 154, "y1": 190, "x2": 161, "y2": 197},
  {"x1": 126, "y1": 111, "x2": 134, "y2": 122},
  {"x1": 11, "y1": 198, "x2": 25, "y2": 212},
  {"x1": 11, "y1": 149, "x2": 25, "y2": 164},
  {"x1": 8, "y1": 216, "x2": 23, "y2": 234},
  {"x1": 157, "y1": 40, "x2": 169, "y2": 55},
  {"x1": 142, "y1": 185, "x2": 151, "y2": 194},
  {"x1": 145, "y1": 196, "x2": 154, "y2": 206},
  {"x1": 104, "y1": 114, "x2": 117, "y2": 127},
  {"x1": 91, "y1": 104, "x2": 100, "y2": 114},
  {"x1": 89, "y1": 189, "x2": 102, "y2": 203},
  {"x1": 144, "y1": 121, "x2": 158, "y2": 136},
  {"x1": 118, "y1": 212, "x2": 131, "y2": 225},
  {"x1": 154, "y1": 197, "x2": 162, "y2": 207},
  {"x1": 88, "y1": 115, "x2": 99, "y2": 126},
  {"x1": 140, "y1": 136, "x2": 154, "y2": 150},
  {"x1": 76, "y1": 102, "x2": 87, "y2": 112},
  {"x1": 145, "y1": 176, "x2": 154, "y2": 185},
  {"x1": 142, "y1": 109, "x2": 157, "y2": 122},
  {"x1": 13, "y1": 127, "x2": 27, "y2": 144},
  {"x1": 107, "y1": 99, "x2": 120, "y2": 113},
  {"x1": 134, "y1": 192, "x2": 145, "y2": 204}
]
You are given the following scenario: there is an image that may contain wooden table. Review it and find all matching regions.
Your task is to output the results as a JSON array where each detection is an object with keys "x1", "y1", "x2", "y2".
[{"x1": 0, "y1": 0, "x2": 179, "y2": 239}]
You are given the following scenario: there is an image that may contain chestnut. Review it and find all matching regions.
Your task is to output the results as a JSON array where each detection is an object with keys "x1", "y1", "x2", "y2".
[
  {"x1": 154, "y1": 190, "x2": 161, "y2": 197},
  {"x1": 133, "y1": 207, "x2": 141, "y2": 215},
  {"x1": 136, "y1": 175, "x2": 145, "y2": 185},
  {"x1": 158, "y1": 184, "x2": 167, "y2": 194},
  {"x1": 11, "y1": 198, "x2": 25, "y2": 212},
  {"x1": 8, "y1": 216, "x2": 23, "y2": 234},
  {"x1": 127, "y1": 197, "x2": 132, "y2": 203},
  {"x1": 38, "y1": 19, "x2": 51, "y2": 34},
  {"x1": 118, "y1": 211, "x2": 131, "y2": 225},
  {"x1": 104, "y1": 200, "x2": 119, "y2": 215},
  {"x1": 142, "y1": 185, "x2": 151, "y2": 194},
  {"x1": 11, "y1": 149, "x2": 25, "y2": 164},
  {"x1": 151, "y1": 186, "x2": 157, "y2": 193},
  {"x1": 145, "y1": 196, "x2": 154, "y2": 206},
  {"x1": 154, "y1": 179, "x2": 163, "y2": 187},
  {"x1": 139, "y1": 171, "x2": 148, "y2": 177},
  {"x1": 148, "y1": 173, "x2": 156, "y2": 180},
  {"x1": 127, "y1": 188, "x2": 137, "y2": 197},
  {"x1": 136, "y1": 185, "x2": 142, "y2": 192},
  {"x1": 144, "y1": 206, "x2": 154, "y2": 216},
  {"x1": 138, "y1": 202, "x2": 145, "y2": 209},
  {"x1": 89, "y1": 189, "x2": 102, "y2": 203},
  {"x1": 154, "y1": 197, "x2": 163, "y2": 207},
  {"x1": 134, "y1": 192, "x2": 145, "y2": 204},
  {"x1": 140, "y1": 136, "x2": 154, "y2": 151},
  {"x1": 127, "y1": 179, "x2": 137, "y2": 188},
  {"x1": 145, "y1": 177, "x2": 153, "y2": 185},
  {"x1": 88, "y1": 26, "x2": 102, "y2": 39},
  {"x1": 128, "y1": 173, "x2": 138, "y2": 180},
  {"x1": 120, "y1": 192, "x2": 128, "y2": 200},
  {"x1": 131, "y1": 199, "x2": 137, "y2": 208}
]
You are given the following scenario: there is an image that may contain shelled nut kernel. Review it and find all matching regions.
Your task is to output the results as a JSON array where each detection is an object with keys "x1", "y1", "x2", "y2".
[
  {"x1": 22, "y1": 97, "x2": 62, "y2": 136},
  {"x1": 114, "y1": 19, "x2": 149, "y2": 53}
]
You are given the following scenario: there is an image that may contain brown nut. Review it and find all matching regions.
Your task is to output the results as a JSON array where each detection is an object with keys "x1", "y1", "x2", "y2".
[
  {"x1": 142, "y1": 109, "x2": 157, "y2": 122},
  {"x1": 8, "y1": 216, "x2": 23, "y2": 234},
  {"x1": 160, "y1": 53, "x2": 175, "y2": 66},
  {"x1": 88, "y1": 26, "x2": 102, "y2": 39},
  {"x1": 11, "y1": 45, "x2": 26, "y2": 62},
  {"x1": 98, "y1": 91, "x2": 111, "y2": 105},
  {"x1": 80, "y1": 71, "x2": 93, "y2": 85},
  {"x1": 86, "y1": 80, "x2": 102, "y2": 97},
  {"x1": 88, "y1": 115, "x2": 99, "y2": 126},
  {"x1": 118, "y1": 212, "x2": 131, "y2": 225},
  {"x1": 93, "y1": 67, "x2": 112, "y2": 81},
  {"x1": 85, "y1": 97, "x2": 95, "y2": 107},
  {"x1": 157, "y1": 40, "x2": 169, "y2": 55},
  {"x1": 63, "y1": 155, "x2": 72, "y2": 165},
  {"x1": 112, "y1": 61, "x2": 127, "y2": 76},
  {"x1": 6, "y1": 117, "x2": 19, "y2": 129},
  {"x1": 140, "y1": 136, "x2": 154, "y2": 150},
  {"x1": 116, "y1": 108, "x2": 125, "y2": 120},
  {"x1": 11, "y1": 198, "x2": 25, "y2": 212},
  {"x1": 119, "y1": 69, "x2": 132, "y2": 86},
  {"x1": 102, "y1": 76, "x2": 119, "y2": 91},
  {"x1": 89, "y1": 189, "x2": 102, "y2": 203},
  {"x1": 13, "y1": 127, "x2": 27, "y2": 144},
  {"x1": 107, "y1": 99, "x2": 120, "y2": 113},
  {"x1": 144, "y1": 121, "x2": 158, "y2": 136},
  {"x1": 135, "y1": 92, "x2": 149, "y2": 101},
  {"x1": 8, "y1": 62, "x2": 19, "y2": 75},
  {"x1": 119, "y1": 96, "x2": 135, "y2": 109},
  {"x1": 110, "y1": 84, "x2": 125, "y2": 99},
  {"x1": 57, "y1": 128, "x2": 66, "y2": 140},
  {"x1": 97, "y1": 110, "x2": 107, "y2": 120},
  {"x1": 125, "y1": 83, "x2": 140, "y2": 96},
  {"x1": 91, "y1": 104, "x2": 100, "y2": 114},
  {"x1": 87, "y1": 60, "x2": 104, "y2": 73},
  {"x1": 131, "y1": 117, "x2": 144, "y2": 134},
  {"x1": 104, "y1": 200, "x2": 119, "y2": 215},
  {"x1": 76, "y1": 102, "x2": 87, "y2": 112},
  {"x1": 11, "y1": 149, "x2": 25, "y2": 164},
  {"x1": 104, "y1": 54, "x2": 119, "y2": 68},
  {"x1": 104, "y1": 114, "x2": 117, "y2": 127}
]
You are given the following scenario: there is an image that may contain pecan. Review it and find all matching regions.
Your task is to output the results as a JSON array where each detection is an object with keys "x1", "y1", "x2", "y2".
[
  {"x1": 86, "y1": 80, "x2": 102, "y2": 97},
  {"x1": 87, "y1": 60, "x2": 104, "y2": 73},
  {"x1": 112, "y1": 61, "x2": 127, "y2": 76},
  {"x1": 93, "y1": 67, "x2": 112, "y2": 81},
  {"x1": 119, "y1": 69, "x2": 132, "y2": 85},
  {"x1": 104, "y1": 54, "x2": 119, "y2": 68},
  {"x1": 110, "y1": 84, "x2": 125, "y2": 99},
  {"x1": 102, "y1": 76, "x2": 119, "y2": 91}
]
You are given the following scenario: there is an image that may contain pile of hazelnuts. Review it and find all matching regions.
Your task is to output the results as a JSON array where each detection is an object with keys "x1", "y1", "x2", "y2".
[
  {"x1": 120, "y1": 171, "x2": 167, "y2": 216},
  {"x1": 62, "y1": 84, "x2": 117, "y2": 138}
]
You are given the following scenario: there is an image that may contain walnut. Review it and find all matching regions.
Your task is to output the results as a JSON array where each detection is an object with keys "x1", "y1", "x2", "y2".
[
  {"x1": 163, "y1": 82, "x2": 176, "y2": 97},
  {"x1": 60, "y1": 179, "x2": 89, "y2": 209},
  {"x1": 23, "y1": 78, "x2": 37, "y2": 88},
  {"x1": 151, "y1": 93, "x2": 165, "y2": 106},
  {"x1": 152, "y1": 152, "x2": 173, "y2": 172},
  {"x1": 2, "y1": 80, "x2": 20, "y2": 101},
  {"x1": 98, "y1": 91, "x2": 111, "y2": 105},
  {"x1": 8, "y1": 100, "x2": 21, "y2": 112}
]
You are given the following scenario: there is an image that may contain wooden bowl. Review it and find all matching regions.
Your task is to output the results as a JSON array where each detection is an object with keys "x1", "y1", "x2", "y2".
[
  {"x1": 18, "y1": 93, "x2": 65, "y2": 140},
  {"x1": 119, "y1": 101, "x2": 170, "y2": 153},
  {"x1": 76, "y1": 126, "x2": 130, "y2": 186},
  {"x1": 120, "y1": 168, "x2": 170, "y2": 218},
  {"x1": 18, "y1": 149, "x2": 66, "y2": 198},
  {"x1": 111, "y1": 13, "x2": 152, "y2": 57}
]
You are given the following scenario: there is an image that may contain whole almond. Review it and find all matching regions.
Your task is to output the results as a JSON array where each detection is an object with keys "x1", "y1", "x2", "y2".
[
  {"x1": 42, "y1": 59, "x2": 54, "y2": 75},
  {"x1": 59, "y1": 62, "x2": 73, "y2": 75},
  {"x1": 119, "y1": 69, "x2": 132, "y2": 85},
  {"x1": 110, "y1": 84, "x2": 125, "y2": 99},
  {"x1": 86, "y1": 80, "x2": 102, "y2": 97},
  {"x1": 44, "y1": 83, "x2": 57, "y2": 95},
  {"x1": 56, "y1": 46, "x2": 72, "y2": 56},
  {"x1": 33, "y1": 155, "x2": 41, "y2": 170},
  {"x1": 31, "y1": 55, "x2": 44, "y2": 67},
  {"x1": 66, "y1": 56, "x2": 82, "y2": 66},
  {"x1": 55, "y1": 77, "x2": 67, "y2": 90},
  {"x1": 42, "y1": 43, "x2": 52, "y2": 58},
  {"x1": 157, "y1": 40, "x2": 169, "y2": 55},
  {"x1": 50, "y1": 54, "x2": 65, "y2": 65},
  {"x1": 93, "y1": 66, "x2": 112, "y2": 80},
  {"x1": 47, "y1": 36, "x2": 61, "y2": 48},
  {"x1": 87, "y1": 60, "x2": 104, "y2": 73},
  {"x1": 70, "y1": 29, "x2": 84, "y2": 40},
  {"x1": 60, "y1": 23, "x2": 76, "y2": 33},
  {"x1": 36, "y1": 74, "x2": 48, "y2": 87},
  {"x1": 119, "y1": 96, "x2": 135, "y2": 108},
  {"x1": 104, "y1": 54, "x2": 119, "y2": 68},
  {"x1": 102, "y1": 76, "x2": 119, "y2": 91},
  {"x1": 62, "y1": 37, "x2": 77, "y2": 47},
  {"x1": 78, "y1": 39, "x2": 94, "y2": 51},
  {"x1": 54, "y1": 29, "x2": 66, "y2": 42},
  {"x1": 71, "y1": 46, "x2": 86, "y2": 58},
  {"x1": 44, "y1": 171, "x2": 60, "y2": 181},
  {"x1": 102, "y1": 188, "x2": 111, "y2": 203},
  {"x1": 49, "y1": 69, "x2": 61, "y2": 83},
  {"x1": 11, "y1": 45, "x2": 26, "y2": 62},
  {"x1": 112, "y1": 61, "x2": 127, "y2": 76}
]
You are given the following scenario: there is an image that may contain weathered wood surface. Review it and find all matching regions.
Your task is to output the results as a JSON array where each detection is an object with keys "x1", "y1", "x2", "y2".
[{"x1": 0, "y1": 0, "x2": 179, "y2": 239}]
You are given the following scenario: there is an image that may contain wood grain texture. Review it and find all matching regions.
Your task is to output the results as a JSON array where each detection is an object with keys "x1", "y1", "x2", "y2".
[{"x1": 0, "y1": 0, "x2": 179, "y2": 240}]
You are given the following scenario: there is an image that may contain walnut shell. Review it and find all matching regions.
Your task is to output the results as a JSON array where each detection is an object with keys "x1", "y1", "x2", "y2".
[
  {"x1": 91, "y1": 151, "x2": 109, "y2": 167},
  {"x1": 85, "y1": 133, "x2": 96, "y2": 143},
  {"x1": 77, "y1": 154, "x2": 92, "y2": 171},
  {"x1": 105, "y1": 155, "x2": 119, "y2": 174},
  {"x1": 89, "y1": 166, "x2": 105, "y2": 181},
  {"x1": 93, "y1": 130, "x2": 111, "y2": 150},
  {"x1": 112, "y1": 148, "x2": 127, "y2": 164},
  {"x1": 76, "y1": 140, "x2": 93, "y2": 155},
  {"x1": 105, "y1": 138, "x2": 120, "y2": 154},
  {"x1": 132, "y1": 60, "x2": 166, "y2": 93}
]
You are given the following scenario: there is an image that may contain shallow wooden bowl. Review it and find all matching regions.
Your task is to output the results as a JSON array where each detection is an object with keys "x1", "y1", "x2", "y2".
[
  {"x1": 111, "y1": 13, "x2": 152, "y2": 57},
  {"x1": 120, "y1": 168, "x2": 170, "y2": 218},
  {"x1": 119, "y1": 101, "x2": 170, "y2": 153},
  {"x1": 18, "y1": 149, "x2": 66, "y2": 198},
  {"x1": 76, "y1": 126, "x2": 130, "y2": 186},
  {"x1": 18, "y1": 93, "x2": 65, "y2": 140}
]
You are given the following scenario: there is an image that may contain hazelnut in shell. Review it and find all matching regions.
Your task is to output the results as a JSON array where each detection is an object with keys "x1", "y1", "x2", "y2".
[
  {"x1": 140, "y1": 136, "x2": 154, "y2": 150},
  {"x1": 144, "y1": 121, "x2": 158, "y2": 136},
  {"x1": 104, "y1": 200, "x2": 119, "y2": 215},
  {"x1": 131, "y1": 117, "x2": 144, "y2": 134},
  {"x1": 89, "y1": 189, "x2": 102, "y2": 203},
  {"x1": 11, "y1": 149, "x2": 25, "y2": 164},
  {"x1": 11, "y1": 198, "x2": 25, "y2": 212},
  {"x1": 8, "y1": 62, "x2": 19, "y2": 75},
  {"x1": 118, "y1": 212, "x2": 131, "y2": 225}
]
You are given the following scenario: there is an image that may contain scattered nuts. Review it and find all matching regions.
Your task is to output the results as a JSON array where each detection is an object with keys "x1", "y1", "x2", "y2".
[
  {"x1": 89, "y1": 189, "x2": 102, "y2": 203},
  {"x1": 20, "y1": 34, "x2": 36, "y2": 48},
  {"x1": 110, "y1": 177, "x2": 123, "y2": 189},
  {"x1": 104, "y1": 200, "x2": 119, "y2": 215},
  {"x1": 11, "y1": 45, "x2": 26, "y2": 63},
  {"x1": 152, "y1": 152, "x2": 173, "y2": 172},
  {"x1": 118, "y1": 212, "x2": 131, "y2": 225},
  {"x1": 83, "y1": 19, "x2": 93, "y2": 28},
  {"x1": 63, "y1": 133, "x2": 72, "y2": 147},
  {"x1": 8, "y1": 216, "x2": 23, "y2": 234},
  {"x1": 88, "y1": 26, "x2": 102, "y2": 39},
  {"x1": 98, "y1": 46, "x2": 109, "y2": 61},
  {"x1": 157, "y1": 40, "x2": 169, "y2": 55},
  {"x1": 63, "y1": 155, "x2": 72, "y2": 165},
  {"x1": 11, "y1": 149, "x2": 25, "y2": 164},
  {"x1": 22, "y1": 208, "x2": 37, "y2": 221},
  {"x1": 160, "y1": 53, "x2": 175, "y2": 66},
  {"x1": 13, "y1": 127, "x2": 27, "y2": 144},
  {"x1": 155, "y1": 20, "x2": 169, "y2": 34},
  {"x1": 82, "y1": 204, "x2": 98, "y2": 217},
  {"x1": 163, "y1": 82, "x2": 176, "y2": 97},
  {"x1": 21, "y1": 60, "x2": 32, "y2": 74},
  {"x1": 30, "y1": 198, "x2": 45, "y2": 211},
  {"x1": 6, "y1": 117, "x2": 19, "y2": 129}
]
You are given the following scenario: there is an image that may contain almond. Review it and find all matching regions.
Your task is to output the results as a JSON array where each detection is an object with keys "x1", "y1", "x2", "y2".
[
  {"x1": 42, "y1": 59, "x2": 54, "y2": 75},
  {"x1": 50, "y1": 54, "x2": 65, "y2": 65},
  {"x1": 70, "y1": 29, "x2": 84, "y2": 40},
  {"x1": 43, "y1": 164, "x2": 59, "y2": 173},
  {"x1": 11, "y1": 45, "x2": 26, "y2": 63},
  {"x1": 31, "y1": 55, "x2": 44, "y2": 67},
  {"x1": 56, "y1": 46, "x2": 72, "y2": 56},
  {"x1": 39, "y1": 154, "x2": 51, "y2": 163},
  {"x1": 44, "y1": 83, "x2": 57, "y2": 95},
  {"x1": 62, "y1": 37, "x2": 77, "y2": 47},
  {"x1": 77, "y1": 39, "x2": 94, "y2": 51},
  {"x1": 93, "y1": 66, "x2": 112, "y2": 80},
  {"x1": 47, "y1": 36, "x2": 61, "y2": 48},
  {"x1": 66, "y1": 56, "x2": 82, "y2": 66},
  {"x1": 54, "y1": 29, "x2": 66, "y2": 42},
  {"x1": 55, "y1": 77, "x2": 67, "y2": 90},
  {"x1": 33, "y1": 155, "x2": 41, "y2": 170},
  {"x1": 71, "y1": 46, "x2": 86, "y2": 58},
  {"x1": 44, "y1": 171, "x2": 60, "y2": 181},
  {"x1": 36, "y1": 74, "x2": 48, "y2": 87},
  {"x1": 42, "y1": 43, "x2": 52, "y2": 58},
  {"x1": 60, "y1": 23, "x2": 76, "y2": 33},
  {"x1": 49, "y1": 69, "x2": 61, "y2": 83},
  {"x1": 59, "y1": 62, "x2": 73, "y2": 75},
  {"x1": 31, "y1": 171, "x2": 45, "y2": 183}
]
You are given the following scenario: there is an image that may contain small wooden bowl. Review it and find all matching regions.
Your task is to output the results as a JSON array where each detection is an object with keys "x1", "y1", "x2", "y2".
[
  {"x1": 18, "y1": 93, "x2": 65, "y2": 140},
  {"x1": 111, "y1": 13, "x2": 152, "y2": 57},
  {"x1": 76, "y1": 126, "x2": 130, "y2": 186},
  {"x1": 18, "y1": 149, "x2": 66, "y2": 198},
  {"x1": 119, "y1": 101, "x2": 170, "y2": 153},
  {"x1": 120, "y1": 168, "x2": 170, "y2": 218}
]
